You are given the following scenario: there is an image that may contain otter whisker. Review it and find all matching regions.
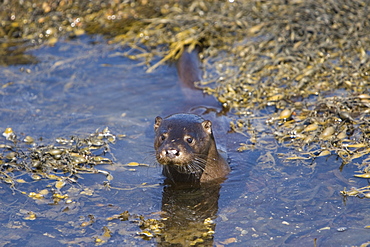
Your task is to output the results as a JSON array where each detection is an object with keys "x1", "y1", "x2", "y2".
[
  {"x1": 182, "y1": 158, "x2": 206, "y2": 174},
  {"x1": 144, "y1": 150, "x2": 160, "y2": 168},
  {"x1": 190, "y1": 159, "x2": 206, "y2": 171},
  {"x1": 187, "y1": 164, "x2": 203, "y2": 174}
]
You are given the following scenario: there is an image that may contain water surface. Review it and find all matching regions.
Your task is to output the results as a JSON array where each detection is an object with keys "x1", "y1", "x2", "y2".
[{"x1": 0, "y1": 35, "x2": 369, "y2": 246}]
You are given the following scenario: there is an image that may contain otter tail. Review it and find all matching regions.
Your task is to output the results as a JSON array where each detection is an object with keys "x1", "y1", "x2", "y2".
[{"x1": 176, "y1": 46, "x2": 202, "y2": 90}]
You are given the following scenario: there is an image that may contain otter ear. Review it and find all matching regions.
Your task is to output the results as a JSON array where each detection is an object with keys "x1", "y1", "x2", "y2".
[
  {"x1": 154, "y1": 116, "x2": 162, "y2": 130},
  {"x1": 201, "y1": 120, "x2": 212, "y2": 134}
]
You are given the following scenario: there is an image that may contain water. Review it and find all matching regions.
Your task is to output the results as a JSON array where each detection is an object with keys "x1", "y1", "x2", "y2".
[{"x1": 0, "y1": 35, "x2": 369, "y2": 246}]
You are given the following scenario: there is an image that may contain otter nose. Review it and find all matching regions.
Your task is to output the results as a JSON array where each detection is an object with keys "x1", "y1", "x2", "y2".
[{"x1": 164, "y1": 148, "x2": 180, "y2": 159}]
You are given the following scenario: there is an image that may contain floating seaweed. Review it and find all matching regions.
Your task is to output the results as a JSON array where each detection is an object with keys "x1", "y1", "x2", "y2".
[{"x1": 0, "y1": 127, "x2": 117, "y2": 196}]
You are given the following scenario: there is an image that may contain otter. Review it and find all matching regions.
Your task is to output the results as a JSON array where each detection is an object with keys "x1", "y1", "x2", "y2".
[
  {"x1": 153, "y1": 48, "x2": 230, "y2": 246},
  {"x1": 154, "y1": 47, "x2": 230, "y2": 184},
  {"x1": 154, "y1": 113, "x2": 230, "y2": 184}
]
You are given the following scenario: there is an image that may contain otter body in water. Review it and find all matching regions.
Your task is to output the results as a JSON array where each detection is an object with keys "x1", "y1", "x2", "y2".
[
  {"x1": 154, "y1": 47, "x2": 230, "y2": 184},
  {"x1": 154, "y1": 113, "x2": 230, "y2": 183}
]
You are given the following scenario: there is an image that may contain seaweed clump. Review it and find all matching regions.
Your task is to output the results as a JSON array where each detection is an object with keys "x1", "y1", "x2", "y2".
[{"x1": 0, "y1": 127, "x2": 116, "y2": 197}]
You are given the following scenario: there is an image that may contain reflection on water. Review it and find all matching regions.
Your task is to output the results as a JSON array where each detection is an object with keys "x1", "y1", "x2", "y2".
[
  {"x1": 0, "y1": 36, "x2": 370, "y2": 246},
  {"x1": 0, "y1": 41, "x2": 39, "y2": 66},
  {"x1": 159, "y1": 183, "x2": 221, "y2": 246}
]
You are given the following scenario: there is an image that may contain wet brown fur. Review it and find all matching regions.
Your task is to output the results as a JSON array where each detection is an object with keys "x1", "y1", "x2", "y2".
[{"x1": 154, "y1": 113, "x2": 230, "y2": 183}]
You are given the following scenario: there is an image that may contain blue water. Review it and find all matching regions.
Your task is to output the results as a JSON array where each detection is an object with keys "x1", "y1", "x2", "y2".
[{"x1": 0, "y1": 35, "x2": 369, "y2": 246}]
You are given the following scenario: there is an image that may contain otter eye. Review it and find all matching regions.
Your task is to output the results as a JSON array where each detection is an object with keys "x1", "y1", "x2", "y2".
[
  {"x1": 160, "y1": 133, "x2": 167, "y2": 141},
  {"x1": 186, "y1": 137, "x2": 193, "y2": 144}
]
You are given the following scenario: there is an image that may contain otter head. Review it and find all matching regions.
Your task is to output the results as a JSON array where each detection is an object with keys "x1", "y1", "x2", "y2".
[{"x1": 154, "y1": 113, "x2": 214, "y2": 175}]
